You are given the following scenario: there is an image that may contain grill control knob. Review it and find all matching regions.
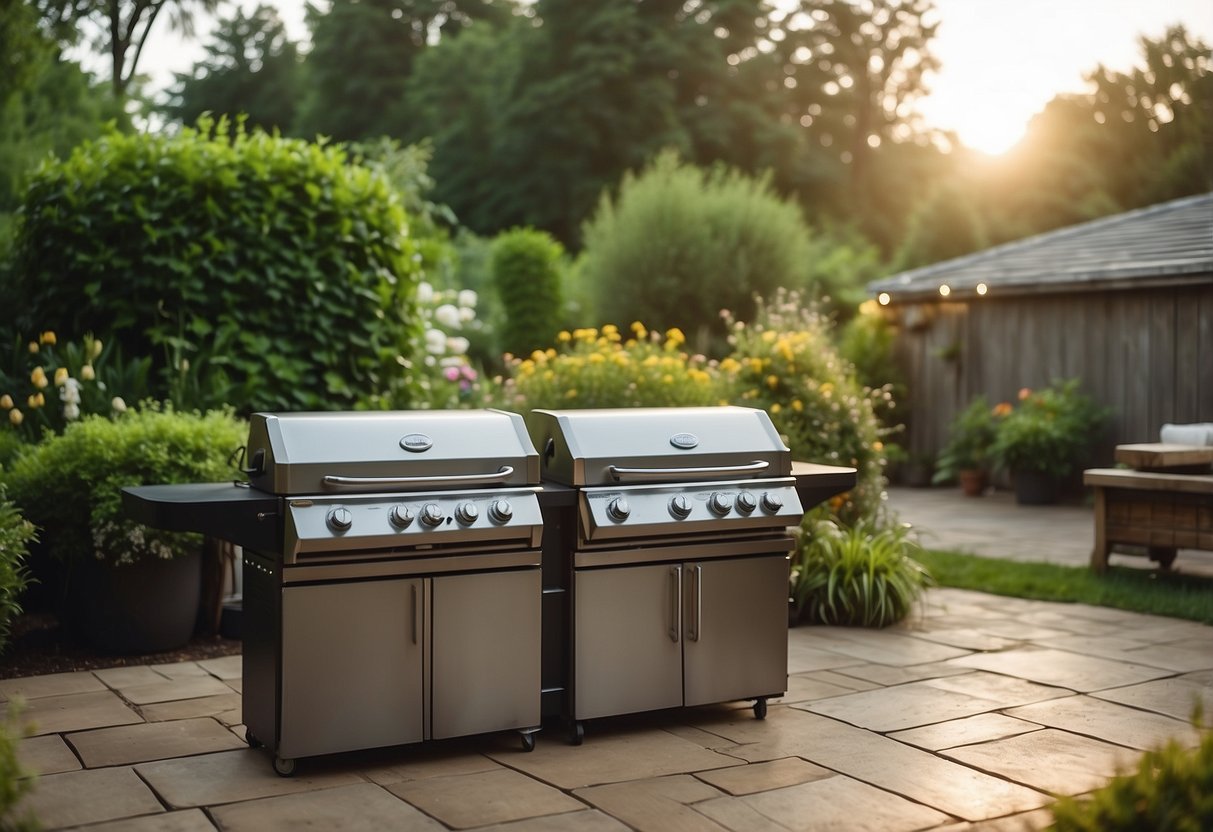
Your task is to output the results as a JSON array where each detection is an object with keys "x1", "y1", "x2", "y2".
[
  {"x1": 708, "y1": 492, "x2": 732, "y2": 517},
  {"x1": 607, "y1": 497, "x2": 631, "y2": 522},
  {"x1": 669, "y1": 495, "x2": 693, "y2": 519},
  {"x1": 389, "y1": 505, "x2": 415, "y2": 528},
  {"x1": 455, "y1": 502, "x2": 479, "y2": 525},
  {"x1": 761, "y1": 491, "x2": 785, "y2": 513},
  {"x1": 489, "y1": 499, "x2": 514, "y2": 523},
  {"x1": 326, "y1": 507, "x2": 353, "y2": 532},
  {"x1": 420, "y1": 503, "x2": 445, "y2": 527},
  {"x1": 736, "y1": 491, "x2": 758, "y2": 514}
]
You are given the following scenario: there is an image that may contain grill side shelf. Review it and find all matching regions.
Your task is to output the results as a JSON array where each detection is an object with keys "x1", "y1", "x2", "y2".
[
  {"x1": 792, "y1": 461, "x2": 857, "y2": 509},
  {"x1": 122, "y1": 483, "x2": 280, "y2": 553}
]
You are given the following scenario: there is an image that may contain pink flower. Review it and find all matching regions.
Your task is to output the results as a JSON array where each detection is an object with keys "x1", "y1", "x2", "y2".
[{"x1": 443, "y1": 367, "x2": 460, "y2": 382}]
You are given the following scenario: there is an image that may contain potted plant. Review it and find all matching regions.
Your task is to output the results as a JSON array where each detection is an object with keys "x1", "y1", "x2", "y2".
[
  {"x1": 2, "y1": 404, "x2": 245, "y2": 653},
  {"x1": 989, "y1": 379, "x2": 1107, "y2": 505},
  {"x1": 932, "y1": 396, "x2": 1000, "y2": 496}
]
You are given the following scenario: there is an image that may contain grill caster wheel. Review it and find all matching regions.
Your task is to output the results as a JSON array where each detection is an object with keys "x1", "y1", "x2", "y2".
[
  {"x1": 569, "y1": 722, "x2": 584, "y2": 746},
  {"x1": 520, "y1": 732, "x2": 536, "y2": 753},
  {"x1": 244, "y1": 728, "x2": 262, "y2": 749},
  {"x1": 273, "y1": 756, "x2": 296, "y2": 777},
  {"x1": 753, "y1": 698, "x2": 768, "y2": 720}
]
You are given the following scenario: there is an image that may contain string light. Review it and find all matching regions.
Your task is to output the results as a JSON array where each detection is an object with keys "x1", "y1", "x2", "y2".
[
  {"x1": 938, "y1": 285, "x2": 951, "y2": 297},
  {"x1": 877, "y1": 292, "x2": 891, "y2": 305},
  {"x1": 976, "y1": 283, "x2": 988, "y2": 296}
]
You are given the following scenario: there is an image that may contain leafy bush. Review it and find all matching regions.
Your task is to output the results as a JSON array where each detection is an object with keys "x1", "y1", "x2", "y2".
[
  {"x1": 491, "y1": 324, "x2": 721, "y2": 412},
  {"x1": 791, "y1": 513, "x2": 933, "y2": 627},
  {"x1": 1049, "y1": 719, "x2": 1212, "y2": 831},
  {"x1": 721, "y1": 291, "x2": 891, "y2": 525},
  {"x1": 6, "y1": 116, "x2": 422, "y2": 413},
  {"x1": 491, "y1": 228, "x2": 565, "y2": 358},
  {"x1": 932, "y1": 396, "x2": 1002, "y2": 484},
  {"x1": 990, "y1": 379, "x2": 1108, "y2": 478},
  {"x1": 580, "y1": 151, "x2": 814, "y2": 353},
  {"x1": 837, "y1": 301, "x2": 906, "y2": 430},
  {"x1": 0, "y1": 701, "x2": 37, "y2": 831},
  {"x1": 3, "y1": 405, "x2": 245, "y2": 567},
  {"x1": 0, "y1": 488, "x2": 34, "y2": 652}
]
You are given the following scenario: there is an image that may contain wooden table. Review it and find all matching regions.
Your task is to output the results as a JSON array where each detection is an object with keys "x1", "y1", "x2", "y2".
[
  {"x1": 1084, "y1": 467, "x2": 1213, "y2": 572},
  {"x1": 1113, "y1": 443, "x2": 1213, "y2": 473}
]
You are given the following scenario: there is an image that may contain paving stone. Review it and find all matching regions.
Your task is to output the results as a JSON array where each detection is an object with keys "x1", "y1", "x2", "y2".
[
  {"x1": 16, "y1": 766, "x2": 163, "y2": 830},
  {"x1": 487, "y1": 724, "x2": 741, "y2": 790},
  {"x1": 363, "y1": 746, "x2": 501, "y2": 786},
  {"x1": 1091, "y1": 675, "x2": 1213, "y2": 726},
  {"x1": 740, "y1": 774, "x2": 951, "y2": 832},
  {"x1": 772, "y1": 674, "x2": 860, "y2": 704},
  {"x1": 151, "y1": 661, "x2": 211, "y2": 679},
  {"x1": 693, "y1": 796, "x2": 793, "y2": 831},
  {"x1": 924, "y1": 671, "x2": 1073, "y2": 707},
  {"x1": 1122, "y1": 640, "x2": 1213, "y2": 673},
  {"x1": 140, "y1": 693, "x2": 243, "y2": 725},
  {"x1": 969, "y1": 621, "x2": 1074, "y2": 641},
  {"x1": 224, "y1": 679, "x2": 243, "y2": 694},
  {"x1": 795, "y1": 669, "x2": 882, "y2": 693},
  {"x1": 17, "y1": 734, "x2": 80, "y2": 776},
  {"x1": 889, "y1": 713, "x2": 1042, "y2": 751},
  {"x1": 946, "y1": 647, "x2": 1171, "y2": 692},
  {"x1": 0, "y1": 671, "x2": 104, "y2": 701},
  {"x1": 663, "y1": 723, "x2": 739, "y2": 751},
  {"x1": 798, "y1": 630, "x2": 971, "y2": 666},
  {"x1": 387, "y1": 766, "x2": 583, "y2": 829},
  {"x1": 198, "y1": 655, "x2": 242, "y2": 680},
  {"x1": 700, "y1": 708, "x2": 1049, "y2": 821},
  {"x1": 1034, "y1": 634, "x2": 1154, "y2": 662},
  {"x1": 694, "y1": 757, "x2": 833, "y2": 796},
  {"x1": 21, "y1": 690, "x2": 142, "y2": 737},
  {"x1": 212, "y1": 782, "x2": 444, "y2": 831},
  {"x1": 136, "y1": 749, "x2": 363, "y2": 808},
  {"x1": 74, "y1": 808, "x2": 217, "y2": 832},
  {"x1": 963, "y1": 808, "x2": 1056, "y2": 831},
  {"x1": 897, "y1": 628, "x2": 1020, "y2": 651},
  {"x1": 785, "y1": 640, "x2": 864, "y2": 673},
  {"x1": 1006, "y1": 695, "x2": 1204, "y2": 751},
  {"x1": 68, "y1": 716, "x2": 245, "y2": 767},
  {"x1": 94, "y1": 666, "x2": 168, "y2": 691},
  {"x1": 472, "y1": 810, "x2": 631, "y2": 832},
  {"x1": 942, "y1": 728, "x2": 1140, "y2": 796},
  {"x1": 574, "y1": 774, "x2": 727, "y2": 832},
  {"x1": 825, "y1": 661, "x2": 973, "y2": 687},
  {"x1": 799, "y1": 680, "x2": 1001, "y2": 732},
  {"x1": 118, "y1": 676, "x2": 237, "y2": 706}
]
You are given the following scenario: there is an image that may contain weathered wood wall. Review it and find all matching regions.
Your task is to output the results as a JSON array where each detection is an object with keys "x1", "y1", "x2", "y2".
[{"x1": 891, "y1": 281, "x2": 1213, "y2": 466}]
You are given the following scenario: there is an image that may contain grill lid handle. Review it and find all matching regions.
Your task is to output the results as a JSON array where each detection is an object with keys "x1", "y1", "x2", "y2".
[
  {"x1": 607, "y1": 460, "x2": 770, "y2": 482},
  {"x1": 321, "y1": 466, "x2": 515, "y2": 491}
]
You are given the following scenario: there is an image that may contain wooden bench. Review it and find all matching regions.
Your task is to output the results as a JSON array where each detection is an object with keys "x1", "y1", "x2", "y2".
[{"x1": 1084, "y1": 467, "x2": 1213, "y2": 573}]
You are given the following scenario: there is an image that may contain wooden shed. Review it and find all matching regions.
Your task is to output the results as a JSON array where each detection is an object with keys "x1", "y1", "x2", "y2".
[{"x1": 867, "y1": 192, "x2": 1213, "y2": 468}]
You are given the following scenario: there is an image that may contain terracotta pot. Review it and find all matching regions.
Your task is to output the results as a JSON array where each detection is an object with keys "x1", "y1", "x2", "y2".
[{"x1": 958, "y1": 469, "x2": 987, "y2": 497}]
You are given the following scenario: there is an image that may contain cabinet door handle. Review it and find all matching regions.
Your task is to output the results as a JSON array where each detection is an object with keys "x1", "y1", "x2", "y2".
[
  {"x1": 688, "y1": 564, "x2": 702, "y2": 642},
  {"x1": 669, "y1": 566, "x2": 682, "y2": 643},
  {"x1": 410, "y1": 583, "x2": 419, "y2": 645}
]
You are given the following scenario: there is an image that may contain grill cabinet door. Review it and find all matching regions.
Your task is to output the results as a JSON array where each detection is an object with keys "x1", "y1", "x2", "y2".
[
  {"x1": 573, "y1": 563, "x2": 683, "y2": 720},
  {"x1": 683, "y1": 554, "x2": 788, "y2": 707},
  {"x1": 431, "y1": 568, "x2": 541, "y2": 739},
  {"x1": 280, "y1": 579, "x2": 424, "y2": 758}
]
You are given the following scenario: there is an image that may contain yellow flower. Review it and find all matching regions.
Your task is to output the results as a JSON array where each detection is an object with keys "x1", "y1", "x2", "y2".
[
  {"x1": 873, "y1": 441, "x2": 884, "y2": 451},
  {"x1": 40, "y1": 331, "x2": 56, "y2": 345},
  {"x1": 661, "y1": 374, "x2": 673, "y2": 384},
  {"x1": 588, "y1": 352, "x2": 605, "y2": 364},
  {"x1": 766, "y1": 374, "x2": 779, "y2": 389},
  {"x1": 545, "y1": 348, "x2": 556, "y2": 359},
  {"x1": 27, "y1": 393, "x2": 44, "y2": 409},
  {"x1": 557, "y1": 330, "x2": 571, "y2": 343},
  {"x1": 27, "y1": 342, "x2": 38, "y2": 354},
  {"x1": 770, "y1": 403, "x2": 782, "y2": 414},
  {"x1": 30, "y1": 367, "x2": 48, "y2": 389},
  {"x1": 531, "y1": 350, "x2": 547, "y2": 363},
  {"x1": 791, "y1": 399, "x2": 804, "y2": 412},
  {"x1": 91, "y1": 338, "x2": 104, "y2": 358},
  {"x1": 719, "y1": 357, "x2": 741, "y2": 374},
  {"x1": 565, "y1": 389, "x2": 578, "y2": 399},
  {"x1": 0, "y1": 395, "x2": 10, "y2": 410},
  {"x1": 54, "y1": 367, "x2": 69, "y2": 386},
  {"x1": 81, "y1": 364, "x2": 96, "y2": 381},
  {"x1": 642, "y1": 355, "x2": 659, "y2": 368},
  {"x1": 820, "y1": 382, "x2": 834, "y2": 397},
  {"x1": 602, "y1": 324, "x2": 620, "y2": 341},
  {"x1": 630, "y1": 321, "x2": 647, "y2": 338},
  {"x1": 761, "y1": 330, "x2": 776, "y2": 343},
  {"x1": 9, "y1": 409, "x2": 22, "y2": 426}
]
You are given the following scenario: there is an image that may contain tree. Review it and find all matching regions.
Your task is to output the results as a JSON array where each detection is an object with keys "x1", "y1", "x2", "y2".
[
  {"x1": 164, "y1": 3, "x2": 301, "y2": 131},
  {"x1": 34, "y1": 0, "x2": 221, "y2": 100}
]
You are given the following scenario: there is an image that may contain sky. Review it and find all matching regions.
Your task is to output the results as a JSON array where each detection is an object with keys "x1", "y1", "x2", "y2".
[{"x1": 129, "y1": 0, "x2": 1213, "y2": 156}]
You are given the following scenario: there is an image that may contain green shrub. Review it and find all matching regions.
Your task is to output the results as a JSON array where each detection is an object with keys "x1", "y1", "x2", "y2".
[
  {"x1": 6, "y1": 116, "x2": 422, "y2": 413},
  {"x1": 0, "y1": 488, "x2": 34, "y2": 652},
  {"x1": 491, "y1": 228, "x2": 565, "y2": 358},
  {"x1": 580, "y1": 150, "x2": 813, "y2": 354},
  {"x1": 791, "y1": 513, "x2": 933, "y2": 627},
  {"x1": 932, "y1": 396, "x2": 1002, "y2": 484},
  {"x1": 3, "y1": 405, "x2": 245, "y2": 567},
  {"x1": 1049, "y1": 721, "x2": 1212, "y2": 831},
  {"x1": 837, "y1": 302, "x2": 906, "y2": 429},
  {"x1": 491, "y1": 324, "x2": 721, "y2": 412},
  {"x1": 990, "y1": 379, "x2": 1108, "y2": 478},
  {"x1": 721, "y1": 290, "x2": 891, "y2": 525},
  {"x1": 0, "y1": 701, "x2": 37, "y2": 831}
]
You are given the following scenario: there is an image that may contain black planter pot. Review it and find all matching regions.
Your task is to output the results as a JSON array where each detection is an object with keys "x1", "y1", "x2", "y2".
[
  {"x1": 1013, "y1": 470, "x2": 1059, "y2": 506},
  {"x1": 71, "y1": 549, "x2": 202, "y2": 654}
]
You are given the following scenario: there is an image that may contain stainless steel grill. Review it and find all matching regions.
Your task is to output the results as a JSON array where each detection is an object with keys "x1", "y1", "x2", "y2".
[
  {"x1": 125, "y1": 409, "x2": 545, "y2": 775},
  {"x1": 526, "y1": 406, "x2": 825, "y2": 742}
]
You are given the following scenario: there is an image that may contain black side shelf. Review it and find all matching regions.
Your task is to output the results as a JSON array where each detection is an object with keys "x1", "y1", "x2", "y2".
[{"x1": 122, "y1": 483, "x2": 281, "y2": 552}]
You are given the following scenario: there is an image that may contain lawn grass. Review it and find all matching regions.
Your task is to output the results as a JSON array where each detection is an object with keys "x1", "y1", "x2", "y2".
[{"x1": 916, "y1": 549, "x2": 1213, "y2": 625}]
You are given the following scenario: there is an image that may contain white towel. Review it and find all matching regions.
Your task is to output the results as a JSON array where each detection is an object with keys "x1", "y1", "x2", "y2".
[{"x1": 1160, "y1": 423, "x2": 1213, "y2": 446}]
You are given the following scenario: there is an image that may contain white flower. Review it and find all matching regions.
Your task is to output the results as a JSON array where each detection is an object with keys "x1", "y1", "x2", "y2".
[
  {"x1": 417, "y1": 281, "x2": 434, "y2": 304},
  {"x1": 63, "y1": 402, "x2": 80, "y2": 420},
  {"x1": 434, "y1": 304, "x2": 461, "y2": 330},
  {"x1": 459, "y1": 306, "x2": 476, "y2": 323},
  {"x1": 60, "y1": 377, "x2": 82, "y2": 405},
  {"x1": 112, "y1": 396, "x2": 127, "y2": 413},
  {"x1": 446, "y1": 336, "x2": 470, "y2": 355},
  {"x1": 458, "y1": 289, "x2": 478, "y2": 309},
  {"x1": 424, "y1": 328, "x2": 447, "y2": 354}
]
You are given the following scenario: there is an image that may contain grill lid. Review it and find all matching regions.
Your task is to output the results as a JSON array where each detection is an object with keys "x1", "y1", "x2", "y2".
[
  {"x1": 527, "y1": 406, "x2": 791, "y2": 487},
  {"x1": 246, "y1": 409, "x2": 540, "y2": 495}
]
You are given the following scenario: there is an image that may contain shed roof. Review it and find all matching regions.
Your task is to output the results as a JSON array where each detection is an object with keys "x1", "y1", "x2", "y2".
[{"x1": 868, "y1": 192, "x2": 1213, "y2": 303}]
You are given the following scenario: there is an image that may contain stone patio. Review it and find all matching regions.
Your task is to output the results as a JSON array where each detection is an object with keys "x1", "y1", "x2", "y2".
[{"x1": 3, "y1": 487, "x2": 1210, "y2": 830}]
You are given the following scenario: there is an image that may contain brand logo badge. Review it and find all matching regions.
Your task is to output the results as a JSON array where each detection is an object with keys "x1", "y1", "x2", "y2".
[
  {"x1": 670, "y1": 432, "x2": 699, "y2": 450},
  {"x1": 400, "y1": 433, "x2": 433, "y2": 453}
]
